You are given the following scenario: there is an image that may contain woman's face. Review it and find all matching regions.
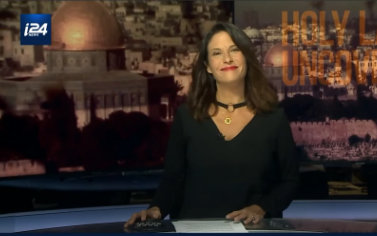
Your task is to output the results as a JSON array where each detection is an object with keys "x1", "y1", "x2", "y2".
[{"x1": 206, "y1": 31, "x2": 247, "y2": 85}]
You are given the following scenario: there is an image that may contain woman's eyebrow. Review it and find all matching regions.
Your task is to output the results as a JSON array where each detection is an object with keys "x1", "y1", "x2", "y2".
[{"x1": 209, "y1": 45, "x2": 237, "y2": 51}]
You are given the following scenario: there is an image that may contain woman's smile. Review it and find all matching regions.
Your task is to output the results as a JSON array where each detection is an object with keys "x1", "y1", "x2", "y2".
[{"x1": 221, "y1": 66, "x2": 238, "y2": 71}]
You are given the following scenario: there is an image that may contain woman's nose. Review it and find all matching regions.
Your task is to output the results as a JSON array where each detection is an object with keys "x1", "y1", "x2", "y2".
[{"x1": 223, "y1": 52, "x2": 233, "y2": 63}]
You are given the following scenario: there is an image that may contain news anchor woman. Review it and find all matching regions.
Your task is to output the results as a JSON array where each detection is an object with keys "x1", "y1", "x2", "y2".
[{"x1": 125, "y1": 22, "x2": 299, "y2": 226}]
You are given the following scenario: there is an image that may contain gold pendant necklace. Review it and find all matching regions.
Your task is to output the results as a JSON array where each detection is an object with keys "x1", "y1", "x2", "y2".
[
  {"x1": 224, "y1": 117, "x2": 232, "y2": 124},
  {"x1": 215, "y1": 100, "x2": 247, "y2": 125}
]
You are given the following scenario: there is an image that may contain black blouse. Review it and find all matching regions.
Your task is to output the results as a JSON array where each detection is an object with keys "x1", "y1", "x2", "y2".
[{"x1": 150, "y1": 104, "x2": 299, "y2": 219}]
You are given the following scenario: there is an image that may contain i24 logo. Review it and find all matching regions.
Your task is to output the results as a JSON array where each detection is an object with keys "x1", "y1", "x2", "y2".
[
  {"x1": 20, "y1": 14, "x2": 51, "y2": 45},
  {"x1": 24, "y1": 23, "x2": 48, "y2": 37}
]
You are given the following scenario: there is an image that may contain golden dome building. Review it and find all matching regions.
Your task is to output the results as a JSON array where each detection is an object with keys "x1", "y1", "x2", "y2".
[
  {"x1": 0, "y1": 1, "x2": 176, "y2": 127},
  {"x1": 46, "y1": 1, "x2": 125, "y2": 72}
]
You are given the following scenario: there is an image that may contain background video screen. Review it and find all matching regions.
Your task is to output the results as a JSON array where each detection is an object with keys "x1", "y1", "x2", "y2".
[
  {"x1": 1, "y1": 0, "x2": 377, "y2": 214},
  {"x1": 0, "y1": 0, "x2": 233, "y2": 178},
  {"x1": 235, "y1": 0, "x2": 377, "y2": 164}
]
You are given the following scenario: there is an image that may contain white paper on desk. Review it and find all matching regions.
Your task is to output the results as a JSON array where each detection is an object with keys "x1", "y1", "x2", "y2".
[{"x1": 172, "y1": 220, "x2": 247, "y2": 233}]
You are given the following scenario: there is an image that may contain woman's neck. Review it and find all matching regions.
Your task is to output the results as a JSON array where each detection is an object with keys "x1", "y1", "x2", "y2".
[{"x1": 216, "y1": 82, "x2": 245, "y2": 104}]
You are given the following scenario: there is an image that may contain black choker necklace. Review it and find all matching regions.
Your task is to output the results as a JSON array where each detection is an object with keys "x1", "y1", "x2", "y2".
[
  {"x1": 215, "y1": 100, "x2": 247, "y2": 125},
  {"x1": 215, "y1": 100, "x2": 247, "y2": 112}
]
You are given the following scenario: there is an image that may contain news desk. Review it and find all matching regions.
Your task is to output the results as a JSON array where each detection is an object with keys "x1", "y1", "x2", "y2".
[
  {"x1": 0, "y1": 200, "x2": 377, "y2": 233},
  {"x1": 2, "y1": 170, "x2": 377, "y2": 233},
  {"x1": 25, "y1": 218, "x2": 377, "y2": 233},
  {"x1": 2, "y1": 201, "x2": 377, "y2": 233}
]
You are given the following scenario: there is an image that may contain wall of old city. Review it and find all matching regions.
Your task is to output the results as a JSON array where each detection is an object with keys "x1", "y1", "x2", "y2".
[{"x1": 291, "y1": 119, "x2": 377, "y2": 145}]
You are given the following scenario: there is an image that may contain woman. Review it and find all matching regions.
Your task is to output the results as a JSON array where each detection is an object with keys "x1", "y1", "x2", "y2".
[{"x1": 125, "y1": 22, "x2": 299, "y2": 226}]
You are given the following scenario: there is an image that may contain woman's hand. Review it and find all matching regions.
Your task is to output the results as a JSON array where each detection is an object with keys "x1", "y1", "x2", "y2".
[
  {"x1": 124, "y1": 206, "x2": 161, "y2": 227},
  {"x1": 226, "y1": 204, "x2": 265, "y2": 224}
]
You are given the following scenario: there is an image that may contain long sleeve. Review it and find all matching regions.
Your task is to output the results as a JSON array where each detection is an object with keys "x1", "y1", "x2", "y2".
[
  {"x1": 255, "y1": 109, "x2": 299, "y2": 216},
  {"x1": 149, "y1": 107, "x2": 186, "y2": 218}
]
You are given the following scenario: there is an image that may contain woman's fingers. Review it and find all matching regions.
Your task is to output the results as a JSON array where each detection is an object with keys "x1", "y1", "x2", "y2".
[
  {"x1": 140, "y1": 210, "x2": 148, "y2": 221},
  {"x1": 226, "y1": 210, "x2": 247, "y2": 222},
  {"x1": 151, "y1": 210, "x2": 161, "y2": 219},
  {"x1": 253, "y1": 214, "x2": 263, "y2": 224},
  {"x1": 225, "y1": 210, "x2": 240, "y2": 220},
  {"x1": 243, "y1": 215, "x2": 255, "y2": 225},
  {"x1": 226, "y1": 205, "x2": 265, "y2": 224},
  {"x1": 124, "y1": 207, "x2": 162, "y2": 227},
  {"x1": 234, "y1": 212, "x2": 247, "y2": 222},
  {"x1": 124, "y1": 212, "x2": 141, "y2": 227}
]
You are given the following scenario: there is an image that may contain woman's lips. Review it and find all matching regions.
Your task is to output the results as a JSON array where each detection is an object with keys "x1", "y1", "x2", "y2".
[{"x1": 220, "y1": 66, "x2": 238, "y2": 71}]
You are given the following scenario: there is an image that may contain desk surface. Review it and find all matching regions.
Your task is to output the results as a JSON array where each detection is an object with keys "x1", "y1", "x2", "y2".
[
  {"x1": 2, "y1": 201, "x2": 377, "y2": 233},
  {"x1": 27, "y1": 218, "x2": 377, "y2": 233}
]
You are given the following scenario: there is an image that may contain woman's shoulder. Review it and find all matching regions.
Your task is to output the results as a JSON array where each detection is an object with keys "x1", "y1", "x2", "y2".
[
  {"x1": 256, "y1": 107, "x2": 290, "y2": 132},
  {"x1": 174, "y1": 103, "x2": 194, "y2": 122},
  {"x1": 175, "y1": 103, "x2": 190, "y2": 115},
  {"x1": 257, "y1": 107, "x2": 287, "y2": 120},
  {"x1": 175, "y1": 103, "x2": 208, "y2": 125}
]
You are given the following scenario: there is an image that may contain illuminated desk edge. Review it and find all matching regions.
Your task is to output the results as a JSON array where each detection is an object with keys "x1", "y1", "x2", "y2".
[{"x1": 1, "y1": 200, "x2": 377, "y2": 232}]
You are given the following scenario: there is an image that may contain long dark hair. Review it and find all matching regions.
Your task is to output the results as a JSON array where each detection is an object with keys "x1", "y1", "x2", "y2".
[{"x1": 187, "y1": 22, "x2": 278, "y2": 120}]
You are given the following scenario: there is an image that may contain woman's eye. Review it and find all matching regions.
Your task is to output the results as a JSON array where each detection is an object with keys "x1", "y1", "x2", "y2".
[
  {"x1": 212, "y1": 51, "x2": 221, "y2": 56},
  {"x1": 231, "y1": 47, "x2": 240, "y2": 52}
]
